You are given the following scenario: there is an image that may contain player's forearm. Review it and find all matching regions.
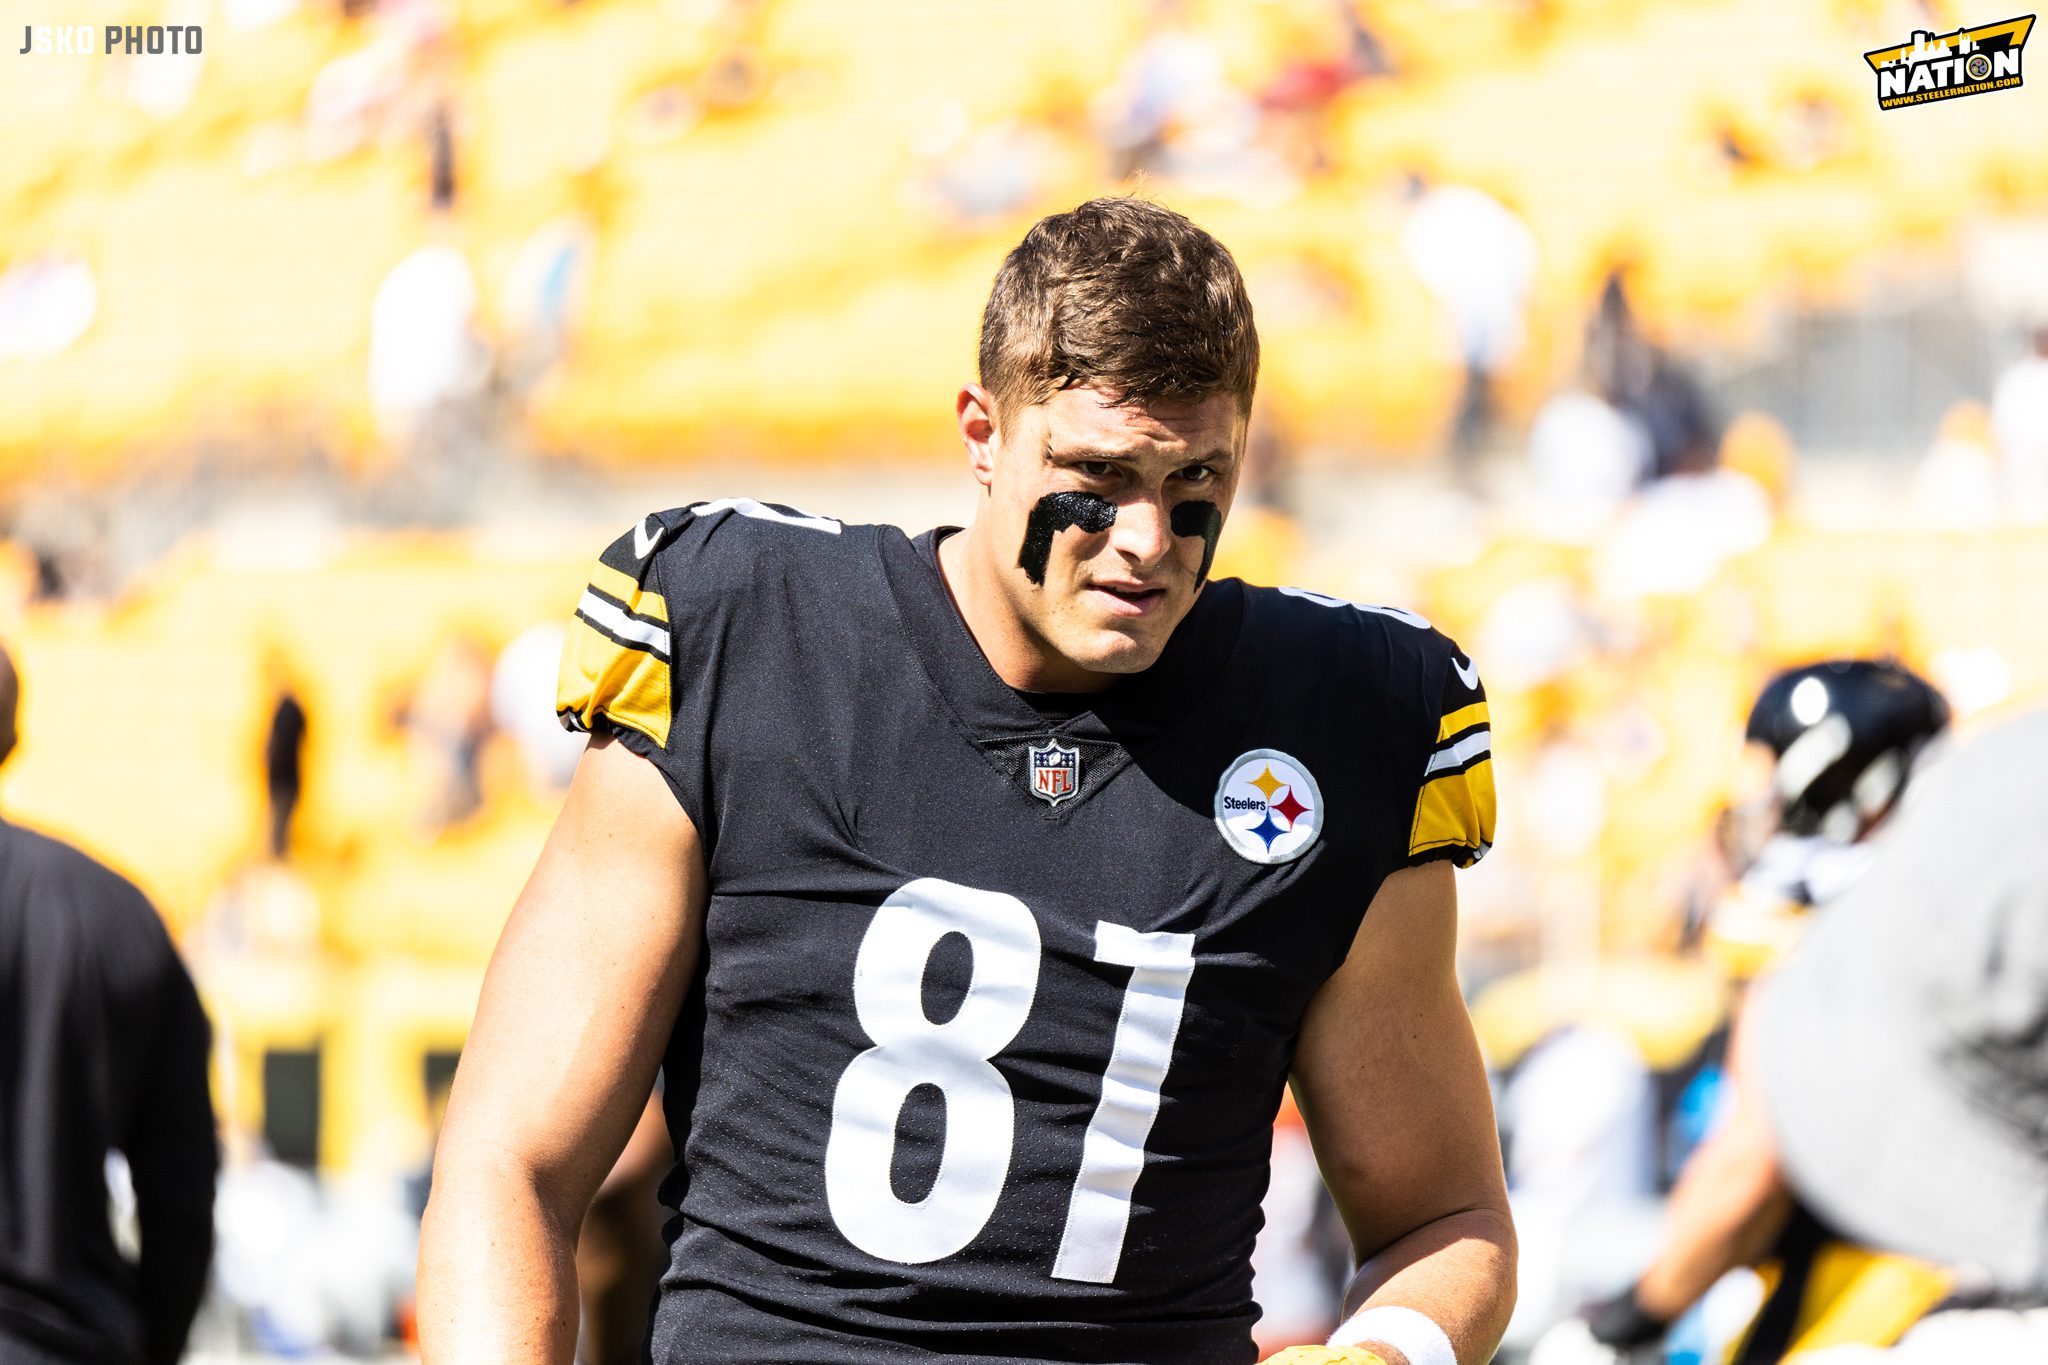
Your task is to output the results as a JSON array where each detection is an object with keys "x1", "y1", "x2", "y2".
[
  {"x1": 1631, "y1": 1127, "x2": 1790, "y2": 1319},
  {"x1": 418, "y1": 1152, "x2": 585, "y2": 1365},
  {"x1": 1334, "y1": 1205, "x2": 1517, "y2": 1365}
]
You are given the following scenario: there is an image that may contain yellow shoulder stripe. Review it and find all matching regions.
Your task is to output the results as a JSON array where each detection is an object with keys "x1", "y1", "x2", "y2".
[
  {"x1": 1409, "y1": 758, "x2": 1496, "y2": 865},
  {"x1": 590, "y1": 561, "x2": 669, "y2": 624},
  {"x1": 1438, "y1": 701, "x2": 1490, "y2": 743},
  {"x1": 558, "y1": 615, "x2": 672, "y2": 748}
]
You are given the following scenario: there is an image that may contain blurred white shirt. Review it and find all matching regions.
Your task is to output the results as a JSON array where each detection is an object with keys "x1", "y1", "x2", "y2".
[{"x1": 1991, "y1": 352, "x2": 2048, "y2": 519}]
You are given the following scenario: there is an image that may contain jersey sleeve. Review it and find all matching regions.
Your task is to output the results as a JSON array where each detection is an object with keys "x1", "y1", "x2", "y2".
[
  {"x1": 1407, "y1": 643, "x2": 1495, "y2": 868},
  {"x1": 557, "y1": 517, "x2": 677, "y2": 755},
  {"x1": 554, "y1": 499, "x2": 844, "y2": 844}
]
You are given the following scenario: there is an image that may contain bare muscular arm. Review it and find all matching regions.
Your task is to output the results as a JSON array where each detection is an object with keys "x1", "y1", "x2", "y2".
[
  {"x1": 417, "y1": 736, "x2": 705, "y2": 1364},
  {"x1": 1291, "y1": 861, "x2": 1517, "y2": 1365}
]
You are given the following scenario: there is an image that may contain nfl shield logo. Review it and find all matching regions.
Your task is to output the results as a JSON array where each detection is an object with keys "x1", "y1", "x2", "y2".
[{"x1": 1027, "y1": 738, "x2": 1081, "y2": 806}]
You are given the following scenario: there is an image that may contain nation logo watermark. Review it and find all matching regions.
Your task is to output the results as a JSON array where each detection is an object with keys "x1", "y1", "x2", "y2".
[
  {"x1": 19, "y1": 23, "x2": 203, "y2": 56},
  {"x1": 1864, "y1": 14, "x2": 2032, "y2": 109}
]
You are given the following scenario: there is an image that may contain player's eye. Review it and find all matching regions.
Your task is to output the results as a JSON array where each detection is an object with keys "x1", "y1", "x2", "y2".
[
  {"x1": 1074, "y1": 460, "x2": 1119, "y2": 479},
  {"x1": 1178, "y1": 465, "x2": 1217, "y2": 485}
]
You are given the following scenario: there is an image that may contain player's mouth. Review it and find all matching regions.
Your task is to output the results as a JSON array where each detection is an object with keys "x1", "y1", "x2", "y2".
[{"x1": 1086, "y1": 582, "x2": 1169, "y2": 617}]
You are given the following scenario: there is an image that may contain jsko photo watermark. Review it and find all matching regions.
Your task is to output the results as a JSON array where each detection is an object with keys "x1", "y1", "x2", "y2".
[{"x1": 19, "y1": 23, "x2": 202, "y2": 55}]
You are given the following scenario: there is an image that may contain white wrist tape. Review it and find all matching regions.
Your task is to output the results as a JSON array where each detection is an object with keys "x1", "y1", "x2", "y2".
[{"x1": 1328, "y1": 1305, "x2": 1457, "y2": 1365}]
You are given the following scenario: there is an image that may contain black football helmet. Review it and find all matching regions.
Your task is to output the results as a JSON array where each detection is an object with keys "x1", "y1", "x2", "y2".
[{"x1": 1744, "y1": 659, "x2": 1950, "y2": 843}]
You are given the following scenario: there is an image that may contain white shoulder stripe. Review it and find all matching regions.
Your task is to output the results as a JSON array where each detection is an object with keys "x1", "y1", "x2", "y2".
[
  {"x1": 577, "y1": 588, "x2": 673, "y2": 657},
  {"x1": 691, "y1": 496, "x2": 843, "y2": 534},
  {"x1": 1425, "y1": 730, "x2": 1492, "y2": 777},
  {"x1": 1276, "y1": 585, "x2": 1431, "y2": 630}
]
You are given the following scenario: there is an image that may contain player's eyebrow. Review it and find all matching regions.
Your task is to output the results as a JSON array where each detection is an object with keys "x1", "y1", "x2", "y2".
[{"x1": 1046, "y1": 445, "x2": 1237, "y2": 465}]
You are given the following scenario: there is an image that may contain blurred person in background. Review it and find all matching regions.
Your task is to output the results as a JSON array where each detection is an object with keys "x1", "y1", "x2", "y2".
[
  {"x1": 573, "y1": 1094, "x2": 670, "y2": 1365},
  {"x1": 490, "y1": 623, "x2": 587, "y2": 795},
  {"x1": 1583, "y1": 268, "x2": 1720, "y2": 485},
  {"x1": 1748, "y1": 707, "x2": 2048, "y2": 1362},
  {"x1": 262, "y1": 653, "x2": 309, "y2": 861},
  {"x1": 1530, "y1": 661, "x2": 1951, "y2": 1365},
  {"x1": 1399, "y1": 172, "x2": 1538, "y2": 461},
  {"x1": 420, "y1": 197, "x2": 1514, "y2": 1365},
  {"x1": 397, "y1": 635, "x2": 497, "y2": 832},
  {"x1": 0, "y1": 643, "x2": 219, "y2": 1365},
  {"x1": 1910, "y1": 401, "x2": 2001, "y2": 528},
  {"x1": 1991, "y1": 325, "x2": 2048, "y2": 519}
]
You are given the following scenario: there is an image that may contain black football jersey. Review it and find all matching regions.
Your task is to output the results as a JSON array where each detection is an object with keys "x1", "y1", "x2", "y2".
[{"x1": 555, "y1": 498, "x2": 1495, "y2": 1365}]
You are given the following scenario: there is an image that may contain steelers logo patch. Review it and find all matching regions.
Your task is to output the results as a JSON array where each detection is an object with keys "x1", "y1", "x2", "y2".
[{"x1": 1214, "y1": 749, "x2": 1324, "y2": 865}]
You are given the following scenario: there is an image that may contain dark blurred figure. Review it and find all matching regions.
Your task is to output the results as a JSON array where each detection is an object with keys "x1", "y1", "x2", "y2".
[
  {"x1": 427, "y1": 100, "x2": 458, "y2": 212},
  {"x1": 1587, "y1": 268, "x2": 1720, "y2": 481},
  {"x1": 263, "y1": 677, "x2": 307, "y2": 861},
  {"x1": 574, "y1": 1093, "x2": 670, "y2": 1365},
  {"x1": 0, "y1": 643, "x2": 219, "y2": 1365}
]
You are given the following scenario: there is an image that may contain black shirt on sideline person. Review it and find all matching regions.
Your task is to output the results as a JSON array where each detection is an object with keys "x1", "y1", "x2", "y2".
[{"x1": 0, "y1": 818, "x2": 218, "y2": 1365}]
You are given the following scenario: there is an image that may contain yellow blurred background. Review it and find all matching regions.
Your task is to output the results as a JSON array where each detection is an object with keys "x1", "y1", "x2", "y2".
[{"x1": 4, "y1": 0, "x2": 2047, "y2": 1356}]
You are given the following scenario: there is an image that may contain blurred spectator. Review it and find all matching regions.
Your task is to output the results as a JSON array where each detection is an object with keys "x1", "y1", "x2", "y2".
[
  {"x1": 1249, "y1": 1093, "x2": 1350, "y2": 1353},
  {"x1": 428, "y1": 98, "x2": 458, "y2": 211},
  {"x1": 0, "y1": 642, "x2": 219, "y2": 1365},
  {"x1": 1912, "y1": 400, "x2": 2001, "y2": 528},
  {"x1": 210, "y1": 1140, "x2": 418, "y2": 1357},
  {"x1": 575, "y1": 1093, "x2": 671, "y2": 1365},
  {"x1": 499, "y1": 217, "x2": 594, "y2": 394},
  {"x1": 1399, "y1": 175, "x2": 1538, "y2": 458},
  {"x1": 1774, "y1": 90, "x2": 1850, "y2": 173},
  {"x1": 1527, "y1": 389, "x2": 1652, "y2": 540},
  {"x1": 398, "y1": 636, "x2": 496, "y2": 831},
  {"x1": 1594, "y1": 456, "x2": 1772, "y2": 600},
  {"x1": 0, "y1": 256, "x2": 97, "y2": 361},
  {"x1": 1991, "y1": 326, "x2": 2048, "y2": 520},
  {"x1": 1252, "y1": 1, "x2": 1392, "y2": 178},
  {"x1": 368, "y1": 237, "x2": 490, "y2": 452},
  {"x1": 490, "y1": 622, "x2": 585, "y2": 793},
  {"x1": 1585, "y1": 269, "x2": 1722, "y2": 481},
  {"x1": 1094, "y1": 0, "x2": 1266, "y2": 190},
  {"x1": 907, "y1": 110, "x2": 1069, "y2": 227},
  {"x1": 263, "y1": 662, "x2": 309, "y2": 861},
  {"x1": 1753, "y1": 707, "x2": 2048, "y2": 1360}
]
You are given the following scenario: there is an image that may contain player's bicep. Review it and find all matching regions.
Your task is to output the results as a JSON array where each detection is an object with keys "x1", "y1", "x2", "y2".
[
  {"x1": 436, "y1": 734, "x2": 704, "y2": 1213},
  {"x1": 1291, "y1": 861, "x2": 1507, "y2": 1259}
]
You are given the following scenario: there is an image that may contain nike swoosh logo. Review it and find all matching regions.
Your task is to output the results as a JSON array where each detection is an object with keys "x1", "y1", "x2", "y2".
[
  {"x1": 1451, "y1": 655, "x2": 1481, "y2": 691},
  {"x1": 633, "y1": 516, "x2": 665, "y2": 559}
]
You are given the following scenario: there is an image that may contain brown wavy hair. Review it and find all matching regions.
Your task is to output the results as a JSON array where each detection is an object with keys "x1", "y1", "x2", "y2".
[{"x1": 978, "y1": 197, "x2": 1259, "y2": 422}]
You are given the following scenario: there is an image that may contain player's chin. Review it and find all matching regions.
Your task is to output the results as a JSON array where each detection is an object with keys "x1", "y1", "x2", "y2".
[{"x1": 1061, "y1": 619, "x2": 1174, "y2": 675}]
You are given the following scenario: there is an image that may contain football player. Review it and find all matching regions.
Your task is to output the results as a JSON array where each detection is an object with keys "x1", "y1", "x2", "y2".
[
  {"x1": 1532, "y1": 659, "x2": 1951, "y2": 1365},
  {"x1": 418, "y1": 198, "x2": 1514, "y2": 1365}
]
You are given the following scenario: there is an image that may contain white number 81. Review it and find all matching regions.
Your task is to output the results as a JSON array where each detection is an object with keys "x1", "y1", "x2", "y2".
[{"x1": 823, "y1": 878, "x2": 1196, "y2": 1283}]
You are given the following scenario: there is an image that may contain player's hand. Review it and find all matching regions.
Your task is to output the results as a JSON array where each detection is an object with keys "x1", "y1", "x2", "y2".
[
  {"x1": 1528, "y1": 1317, "x2": 1656, "y2": 1365},
  {"x1": 1258, "y1": 1348, "x2": 1391, "y2": 1365}
]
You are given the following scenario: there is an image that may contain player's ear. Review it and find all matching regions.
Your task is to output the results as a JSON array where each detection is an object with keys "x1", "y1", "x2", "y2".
[{"x1": 957, "y1": 384, "x2": 998, "y2": 490}]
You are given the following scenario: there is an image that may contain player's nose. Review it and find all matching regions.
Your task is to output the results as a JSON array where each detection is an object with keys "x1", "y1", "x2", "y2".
[{"x1": 1109, "y1": 495, "x2": 1172, "y2": 571}]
